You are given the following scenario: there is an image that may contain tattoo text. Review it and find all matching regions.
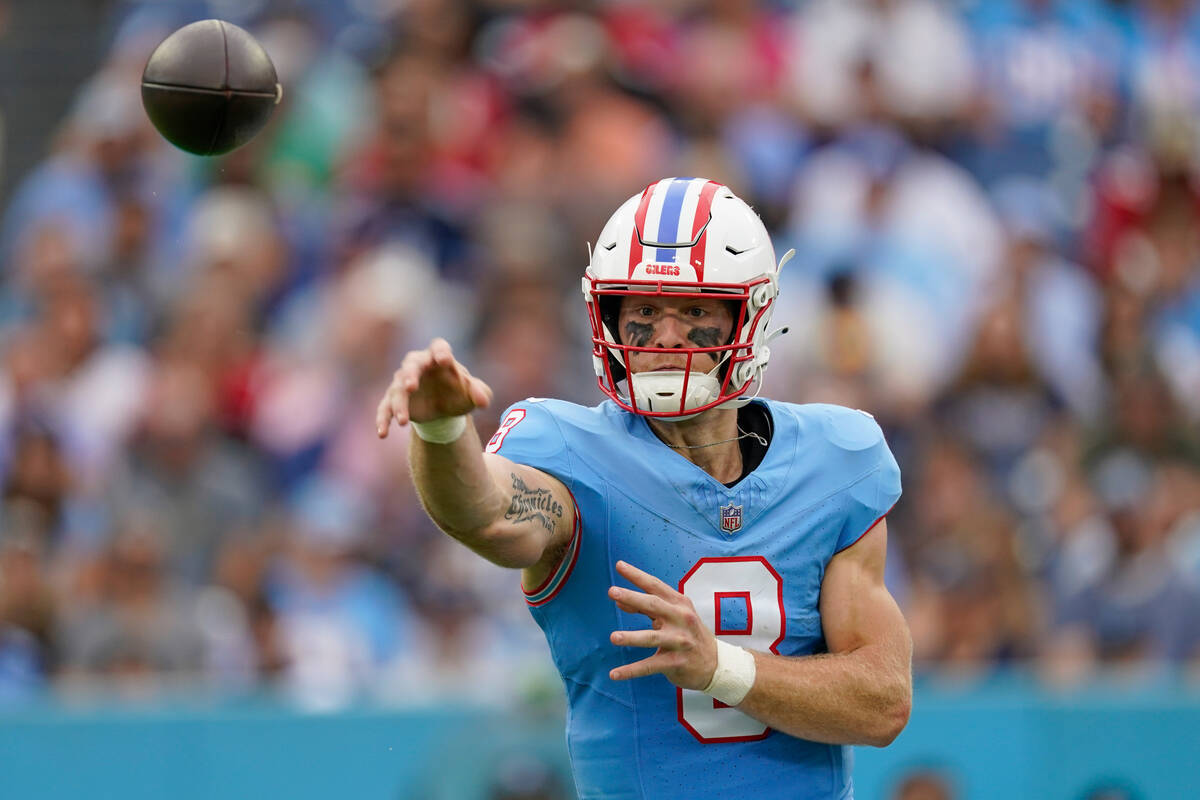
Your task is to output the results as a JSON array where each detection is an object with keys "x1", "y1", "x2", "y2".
[{"x1": 505, "y1": 474, "x2": 565, "y2": 533}]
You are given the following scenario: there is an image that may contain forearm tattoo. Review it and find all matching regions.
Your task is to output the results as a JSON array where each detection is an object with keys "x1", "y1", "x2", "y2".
[
  {"x1": 687, "y1": 326, "x2": 724, "y2": 348},
  {"x1": 624, "y1": 321, "x2": 653, "y2": 347},
  {"x1": 505, "y1": 473, "x2": 565, "y2": 533}
]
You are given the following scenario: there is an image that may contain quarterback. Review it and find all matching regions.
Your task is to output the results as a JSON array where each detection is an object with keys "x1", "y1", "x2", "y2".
[{"x1": 377, "y1": 178, "x2": 912, "y2": 799}]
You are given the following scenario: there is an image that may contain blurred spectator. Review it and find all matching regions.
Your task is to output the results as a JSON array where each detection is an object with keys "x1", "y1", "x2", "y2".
[
  {"x1": 381, "y1": 534, "x2": 554, "y2": 706},
  {"x1": 266, "y1": 477, "x2": 413, "y2": 710},
  {"x1": 471, "y1": 276, "x2": 590, "y2": 416},
  {"x1": 889, "y1": 767, "x2": 958, "y2": 800},
  {"x1": 962, "y1": 0, "x2": 1124, "y2": 183},
  {"x1": 0, "y1": 523, "x2": 55, "y2": 701},
  {"x1": 1126, "y1": 0, "x2": 1200, "y2": 138},
  {"x1": 334, "y1": 47, "x2": 475, "y2": 283},
  {"x1": 487, "y1": 755, "x2": 571, "y2": 800},
  {"x1": 55, "y1": 517, "x2": 220, "y2": 692},
  {"x1": 254, "y1": 241, "x2": 452, "y2": 496},
  {"x1": 2, "y1": 426, "x2": 72, "y2": 544},
  {"x1": 1045, "y1": 455, "x2": 1200, "y2": 677},
  {"x1": 105, "y1": 357, "x2": 266, "y2": 583},
  {"x1": 35, "y1": 275, "x2": 151, "y2": 492},
  {"x1": 904, "y1": 436, "x2": 1039, "y2": 671},
  {"x1": 787, "y1": 0, "x2": 975, "y2": 131},
  {"x1": 987, "y1": 177, "x2": 1105, "y2": 423},
  {"x1": 1, "y1": 270, "x2": 151, "y2": 513},
  {"x1": 178, "y1": 187, "x2": 290, "y2": 321},
  {"x1": 1, "y1": 69, "x2": 172, "y2": 284},
  {"x1": 779, "y1": 125, "x2": 1003, "y2": 411}
]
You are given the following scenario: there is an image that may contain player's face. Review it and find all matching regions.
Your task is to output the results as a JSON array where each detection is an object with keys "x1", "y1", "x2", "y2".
[{"x1": 617, "y1": 295, "x2": 735, "y2": 374}]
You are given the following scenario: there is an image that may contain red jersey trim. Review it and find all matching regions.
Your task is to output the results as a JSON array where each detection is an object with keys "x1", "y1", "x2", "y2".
[{"x1": 523, "y1": 503, "x2": 582, "y2": 606}]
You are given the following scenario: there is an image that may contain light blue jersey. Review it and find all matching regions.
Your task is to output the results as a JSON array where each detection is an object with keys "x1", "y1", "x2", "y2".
[{"x1": 486, "y1": 398, "x2": 902, "y2": 800}]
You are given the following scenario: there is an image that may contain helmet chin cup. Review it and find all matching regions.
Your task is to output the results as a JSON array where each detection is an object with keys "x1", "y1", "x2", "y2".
[{"x1": 629, "y1": 371, "x2": 723, "y2": 419}]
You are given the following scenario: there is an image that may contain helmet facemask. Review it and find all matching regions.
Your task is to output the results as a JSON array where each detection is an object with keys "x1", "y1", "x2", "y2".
[{"x1": 586, "y1": 278, "x2": 775, "y2": 420}]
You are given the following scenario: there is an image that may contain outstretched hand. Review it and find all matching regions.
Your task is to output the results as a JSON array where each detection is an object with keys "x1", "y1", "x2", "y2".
[
  {"x1": 376, "y1": 338, "x2": 494, "y2": 437},
  {"x1": 608, "y1": 560, "x2": 718, "y2": 690}
]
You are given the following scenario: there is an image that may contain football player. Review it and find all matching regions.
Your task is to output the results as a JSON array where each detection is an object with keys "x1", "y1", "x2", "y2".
[{"x1": 377, "y1": 178, "x2": 911, "y2": 799}]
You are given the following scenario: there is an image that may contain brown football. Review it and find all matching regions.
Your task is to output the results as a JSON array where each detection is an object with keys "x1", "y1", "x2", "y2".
[{"x1": 141, "y1": 19, "x2": 281, "y2": 156}]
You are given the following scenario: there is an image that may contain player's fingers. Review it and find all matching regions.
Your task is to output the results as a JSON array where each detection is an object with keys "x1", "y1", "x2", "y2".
[
  {"x1": 468, "y1": 376, "x2": 494, "y2": 409},
  {"x1": 615, "y1": 561, "x2": 678, "y2": 599},
  {"x1": 429, "y1": 337, "x2": 454, "y2": 366},
  {"x1": 384, "y1": 382, "x2": 411, "y2": 427},
  {"x1": 376, "y1": 395, "x2": 392, "y2": 437},
  {"x1": 609, "y1": 653, "x2": 673, "y2": 682},
  {"x1": 400, "y1": 350, "x2": 434, "y2": 388},
  {"x1": 609, "y1": 586, "x2": 678, "y2": 622},
  {"x1": 611, "y1": 597, "x2": 644, "y2": 617},
  {"x1": 400, "y1": 350, "x2": 431, "y2": 372},
  {"x1": 610, "y1": 628, "x2": 681, "y2": 650}
]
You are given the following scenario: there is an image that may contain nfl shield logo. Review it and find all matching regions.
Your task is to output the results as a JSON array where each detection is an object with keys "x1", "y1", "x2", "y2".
[{"x1": 720, "y1": 502, "x2": 743, "y2": 533}]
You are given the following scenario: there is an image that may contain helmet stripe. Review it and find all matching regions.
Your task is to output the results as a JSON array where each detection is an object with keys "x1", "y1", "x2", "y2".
[
  {"x1": 654, "y1": 177, "x2": 692, "y2": 261},
  {"x1": 642, "y1": 179, "x2": 671, "y2": 247},
  {"x1": 676, "y1": 179, "x2": 705, "y2": 242},
  {"x1": 688, "y1": 180, "x2": 722, "y2": 282},
  {"x1": 627, "y1": 183, "x2": 655, "y2": 278}
]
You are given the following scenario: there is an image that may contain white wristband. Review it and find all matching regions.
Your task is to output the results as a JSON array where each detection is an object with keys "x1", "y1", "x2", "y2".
[
  {"x1": 702, "y1": 639, "x2": 757, "y2": 706},
  {"x1": 410, "y1": 415, "x2": 467, "y2": 444}
]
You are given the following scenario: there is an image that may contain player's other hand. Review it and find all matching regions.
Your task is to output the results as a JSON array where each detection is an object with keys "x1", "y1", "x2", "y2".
[
  {"x1": 608, "y1": 560, "x2": 719, "y2": 690},
  {"x1": 376, "y1": 338, "x2": 494, "y2": 437}
]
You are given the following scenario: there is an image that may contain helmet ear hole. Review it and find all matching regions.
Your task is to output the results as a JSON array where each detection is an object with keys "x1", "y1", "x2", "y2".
[
  {"x1": 607, "y1": 354, "x2": 627, "y2": 384},
  {"x1": 599, "y1": 296, "x2": 622, "y2": 341},
  {"x1": 597, "y1": 295, "x2": 627, "y2": 383}
]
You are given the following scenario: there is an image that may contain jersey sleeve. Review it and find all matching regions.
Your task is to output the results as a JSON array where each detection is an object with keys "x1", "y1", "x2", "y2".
[
  {"x1": 832, "y1": 410, "x2": 902, "y2": 553},
  {"x1": 483, "y1": 400, "x2": 575, "y2": 489}
]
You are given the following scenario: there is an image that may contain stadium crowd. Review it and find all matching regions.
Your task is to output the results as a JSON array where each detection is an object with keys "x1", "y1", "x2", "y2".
[{"x1": 1, "y1": 0, "x2": 1200, "y2": 712}]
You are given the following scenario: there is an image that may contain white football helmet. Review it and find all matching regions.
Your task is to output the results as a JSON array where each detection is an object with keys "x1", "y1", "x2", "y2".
[{"x1": 583, "y1": 178, "x2": 790, "y2": 420}]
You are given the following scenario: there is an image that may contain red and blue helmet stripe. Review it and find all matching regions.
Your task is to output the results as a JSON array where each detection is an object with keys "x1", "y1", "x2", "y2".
[{"x1": 627, "y1": 177, "x2": 723, "y2": 281}]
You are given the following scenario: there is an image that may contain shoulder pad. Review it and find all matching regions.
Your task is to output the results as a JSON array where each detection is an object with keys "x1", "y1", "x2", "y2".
[{"x1": 817, "y1": 405, "x2": 884, "y2": 453}]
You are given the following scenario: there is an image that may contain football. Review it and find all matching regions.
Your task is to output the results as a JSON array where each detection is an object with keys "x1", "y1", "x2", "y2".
[{"x1": 140, "y1": 19, "x2": 281, "y2": 156}]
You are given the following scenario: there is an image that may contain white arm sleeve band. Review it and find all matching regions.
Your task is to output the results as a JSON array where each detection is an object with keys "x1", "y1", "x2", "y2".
[
  {"x1": 410, "y1": 415, "x2": 468, "y2": 444},
  {"x1": 702, "y1": 639, "x2": 757, "y2": 706}
]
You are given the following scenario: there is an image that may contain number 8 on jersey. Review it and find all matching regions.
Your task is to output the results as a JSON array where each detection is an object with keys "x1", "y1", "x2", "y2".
[{"x1": 677, "y1": 556, "x2": 784, "y2": 743}]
